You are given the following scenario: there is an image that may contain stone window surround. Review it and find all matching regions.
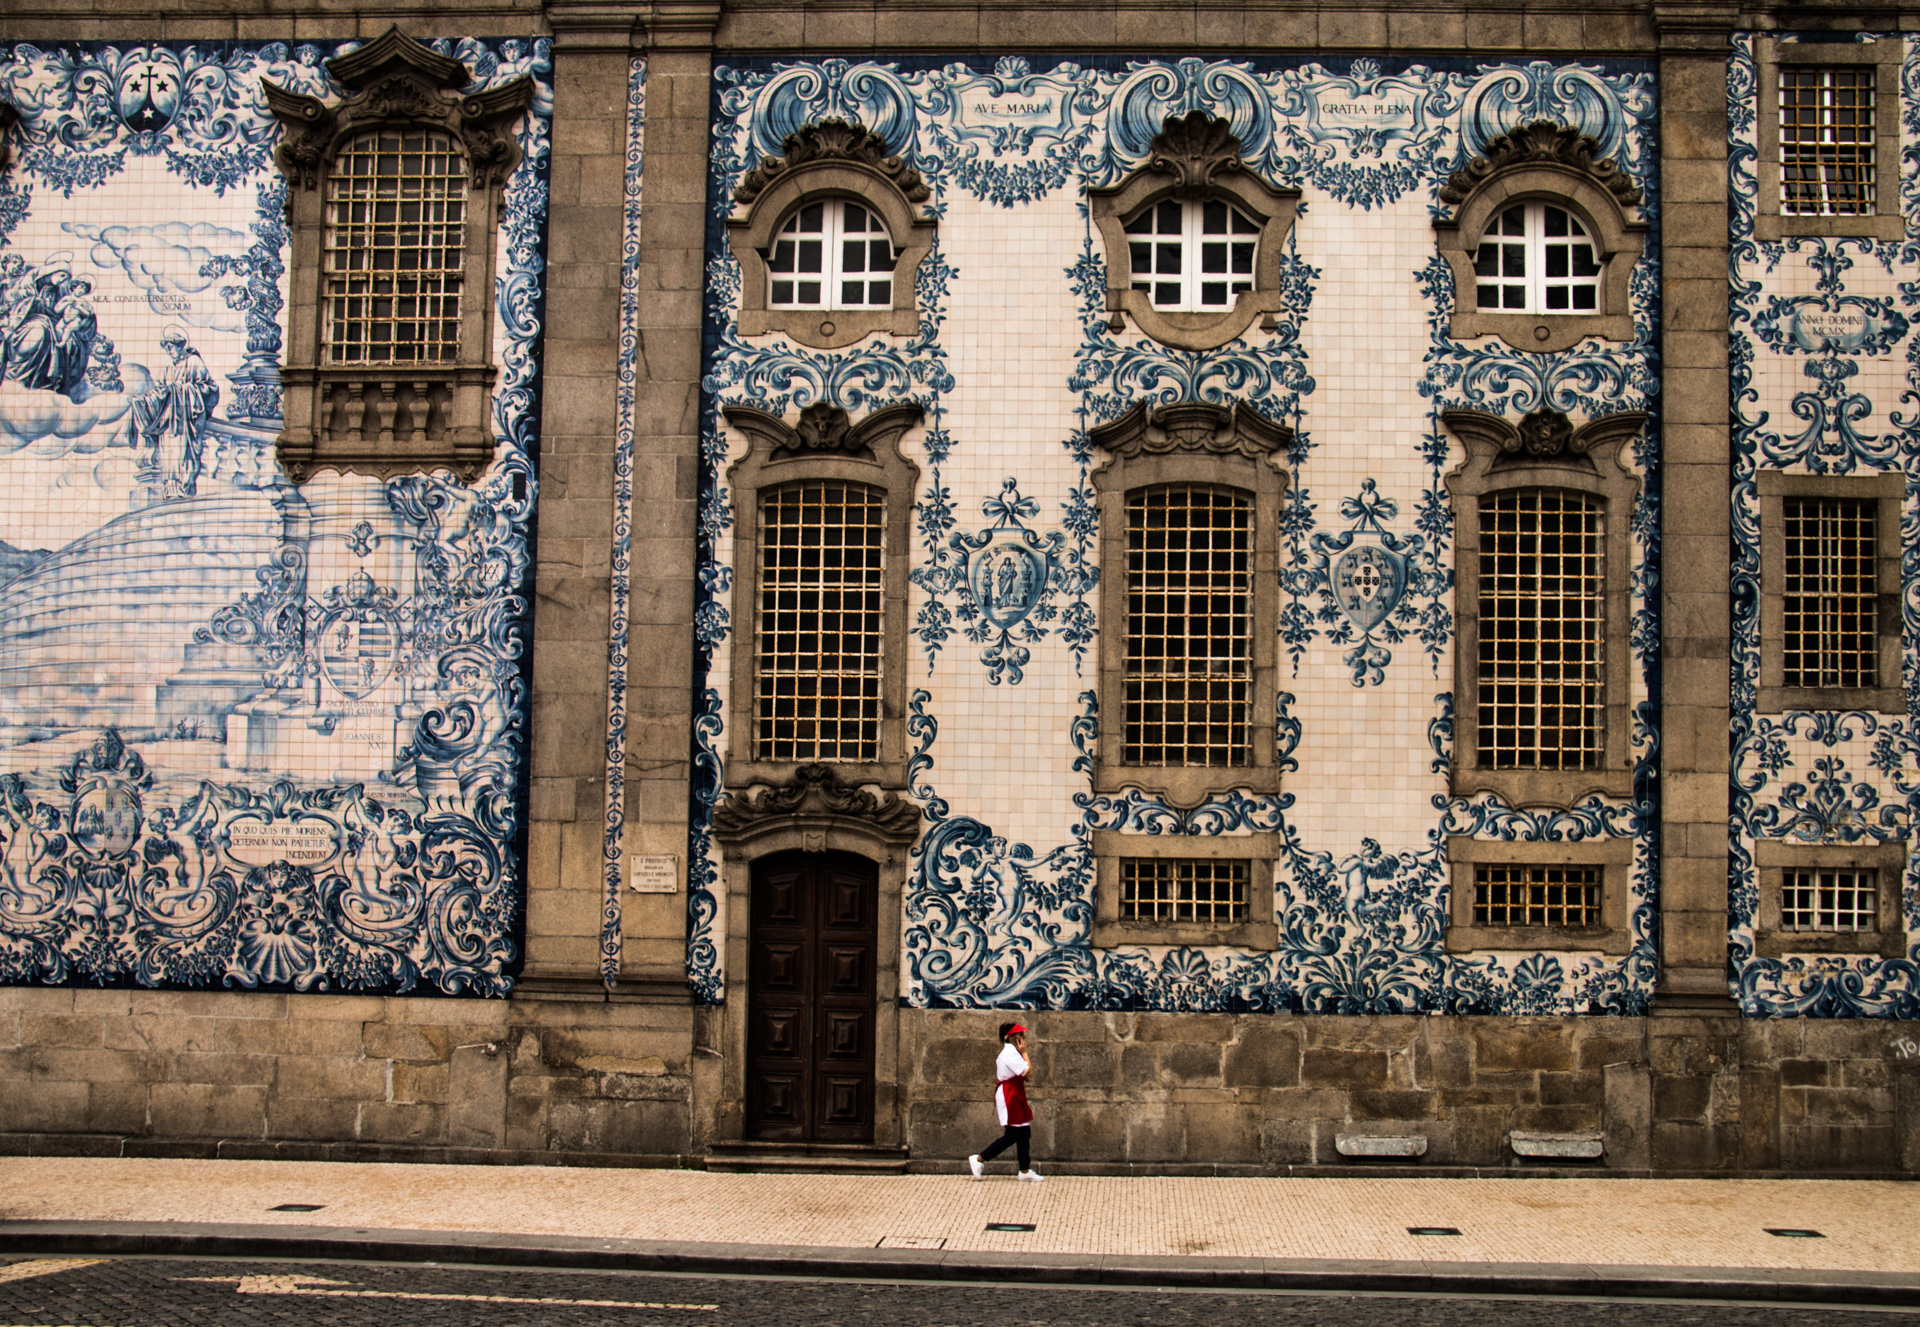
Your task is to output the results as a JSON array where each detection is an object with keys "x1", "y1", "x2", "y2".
[
  {"x1": 262, "y1": 26, "x2": 532, "y2": 483},
  {"x1": 727, "y1": 121, "x2": 937, "y2": 351},
  {"x1": 1754, "y1": 34, "x2": 1904, "y2": 243},
  {"x1": 1089, "y1": 829, "x2": 1280, "y2": 949},
  {"x1": 1442, "y1": 408, "x2": 1646, "y2": 808},
  {"x1": 1752, "y1": 838, "x2": 1908, "y2": 960},
  {"x1": 1088, "y1": 401, "x2": 1292, "y2": 806},
  {"x1": 722, "y1": 401, "x2": 924, "y2": 791},
  {"x1": 1756, "y1": 469, "x2": 1905, "y2": 714},
  {"x1": 1431, "y1": 121, "x2": 1649, "y2": 354},
  {"x1": 1088, "y1": 112, "x2": 1301, "y2": 353},
  {"x1": 1444, "y1": 834, "x2": 1633, "y2": 955}
]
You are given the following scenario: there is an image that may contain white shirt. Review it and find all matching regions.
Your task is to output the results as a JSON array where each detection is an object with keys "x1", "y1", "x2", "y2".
[{"x1": 994, "y1": 1043, "x2": 1030, "y2": 1126}]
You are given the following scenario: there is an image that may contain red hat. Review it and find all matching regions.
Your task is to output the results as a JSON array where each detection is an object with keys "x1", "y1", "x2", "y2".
[{"x1": 1006, "y1": 1023, "x2": 1027, "y2": 1036}]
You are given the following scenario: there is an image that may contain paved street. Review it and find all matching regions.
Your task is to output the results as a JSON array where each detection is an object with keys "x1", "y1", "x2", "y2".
[{"x1": 3, "y1": 1258, "x2": 1920, "y2": 1327}]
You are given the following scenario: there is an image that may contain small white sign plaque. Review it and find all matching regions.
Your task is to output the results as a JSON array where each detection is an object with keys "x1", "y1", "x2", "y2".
[{"x1": 630, "y1": 855, "x2": 679, "y2": 894}]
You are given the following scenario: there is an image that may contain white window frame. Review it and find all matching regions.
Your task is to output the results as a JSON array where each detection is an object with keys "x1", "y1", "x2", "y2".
[
  {"x1": 1473, "y1": 202, "x2": 1603, "y2": 317},
  {"x1": 767, "y1": 198, "x2": 899, "y2": 313},
  {"x1": 1123, "y1": 198, "x2": 1259, "y2": 314}
]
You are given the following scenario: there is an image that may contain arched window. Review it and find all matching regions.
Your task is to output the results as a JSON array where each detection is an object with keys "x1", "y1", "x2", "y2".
[
  {"x1": 767, "y1": 200, "x2": 899, "y2": 312},
  {"x1": 1472, "y1": 203, "x2": 1602, "y2": 315},
  {"x1": 324, "y1": 129, "x2": 467, "y2": 364},
  {"x1": 1123, "y1": 200, "x2": 1259, "y2": 313}
]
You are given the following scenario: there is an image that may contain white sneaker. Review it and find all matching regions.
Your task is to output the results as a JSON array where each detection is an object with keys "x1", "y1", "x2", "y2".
[
  {"x1": 1018, "y1": 1169, "x2": 1045, "y2": 1182},
  {"x1": 968, "y1": 1154, "x2": 983, "y2": 1180}
]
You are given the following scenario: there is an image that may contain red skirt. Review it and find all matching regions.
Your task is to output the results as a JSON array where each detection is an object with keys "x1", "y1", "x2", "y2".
[{"x1": 998, "y1": 1075, "x2": 1033, "y2": 1127}]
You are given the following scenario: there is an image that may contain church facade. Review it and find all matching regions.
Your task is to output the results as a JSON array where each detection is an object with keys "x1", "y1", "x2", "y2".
[{"x1": 0, "y1": 0, "x2": 1915, "y2": 1175}]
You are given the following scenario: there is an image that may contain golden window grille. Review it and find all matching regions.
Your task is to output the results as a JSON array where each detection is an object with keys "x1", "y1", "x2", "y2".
[
  {"x1": 756, "y1": 481, "x2": 885, "y2": 763},
  {"x1": 1125, "y1": 485, "x2": 1252, "y2": 766},
  {"x1": 1781, "y1": 69, "x2": 1876, "y2": 217},
  {"x1": 1781, "y1": 868, "x2": 1877, "y2": 932},
  {"x1": 1478, "y1": 490, "x2": 1605, "y2": 770},
  {"x1": 1121, "y1": 858, "x2": 1249, "y2": 924},
  {"x1": 1472, "y1": 864, "x2": 1601, "y2": 928},
  {"x1": 324, "y1": 129, "x2": 467, "y2": 364},
  {"x1": 1782, "y1": 496, "x2": 1877, "y2": 689}
]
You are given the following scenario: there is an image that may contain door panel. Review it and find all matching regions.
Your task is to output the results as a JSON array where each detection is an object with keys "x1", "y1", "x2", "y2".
[{"x1": 745, "y1": 850, "x2": 878, "y2": 1143}]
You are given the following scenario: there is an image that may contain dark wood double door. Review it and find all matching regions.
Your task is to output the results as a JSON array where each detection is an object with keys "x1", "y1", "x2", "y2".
[{"x1": 745, "y1": 850, "x2": 878, "y2": 1143}]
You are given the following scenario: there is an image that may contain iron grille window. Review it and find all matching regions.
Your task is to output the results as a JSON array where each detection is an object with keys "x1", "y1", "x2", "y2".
[
  {"x1": 756, "y1": 482, "x2": 885, "y2": 762},
  {"x1": 1478, "y1": 491, "x2": 1605, "y2": 769},
  {"x1": 1781, "y1": 69, "x2": 1876, "y2": 216},
  {"x1": 1781, "y1": 868, "x2": 1877, "y2": 932},
  {"x1": 1125, "y1": 485, "x2": 1252, "y2": 766},
  {"x1": 768, "y1": 200, "x2": 897, "y2": 310},
  {"x1": 324, "y1": 129, "x2": 466, "y2": 364},
  {"x1": 1782, "y1": 496, "x2": 1877, "y2": 689},
  {"x1": 1124, "y1": 199, "x2": 1259, "y2": 311},
  {"x1": 1473, "y1": 864, "x2": 1601, "y2": 927},
  {"x1": 1121, "y1": 858, "x2": 1249, "y2": 924},
  {"x1": 1473, "y1": 203, "x2": 1603, "y2": 313}
]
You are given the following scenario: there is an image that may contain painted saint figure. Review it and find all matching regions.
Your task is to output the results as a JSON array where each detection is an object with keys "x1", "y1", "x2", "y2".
[
  {"x1": 135, "y1": 327, "x2": 219, "y2": 499},
  {"x1": 52, "y1": 278, "x2": 99, "y2": 399},
  {"x1": 0, "y1": 262, "x2": 72, "y2": 394}
]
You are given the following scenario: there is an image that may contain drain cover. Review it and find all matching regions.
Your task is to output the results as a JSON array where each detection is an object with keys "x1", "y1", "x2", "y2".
[
  {"x1": 877, "y1": 1235, "x2": 945, "y2": 1250},
  {"x1": 1407, "y1": 1227, "x2": 1462, "y2": 1236},
  {"x1": 986, "y1": 1223, "x2": 1036, "y2": 1233},
  {"x1": 1765, "y1": 1228, "x2": 1824, "y2": 1238},
  {"x1": 269, "y1": 1204, "x2": 325, "y2": 1212}
]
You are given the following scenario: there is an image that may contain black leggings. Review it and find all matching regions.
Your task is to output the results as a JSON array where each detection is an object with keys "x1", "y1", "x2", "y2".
[{"x1": 978, "y1": 1124, "x2": 1031, "y2": 1170}]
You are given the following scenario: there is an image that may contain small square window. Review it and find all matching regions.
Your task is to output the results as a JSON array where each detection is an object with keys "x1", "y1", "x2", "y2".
[
  {"x1": 1755, "y1": 37, "x2": 1902, "y2": 241},
  {"x1": 1751, "y1": 840, "x2": 1904, "y2": 959},
  {"x1": 1472, "y1": 864, "x2": 1601, "y2": 927},
  {"x1": 1444, "y1": 838, "x2": 1631, "y2": 955},
  {"x1": 1780, "y1": 868, "x2": 1877, "y2": 932},
  {"x1": 1120, "y1": 858, "x2": 1249, "y2": 924}
]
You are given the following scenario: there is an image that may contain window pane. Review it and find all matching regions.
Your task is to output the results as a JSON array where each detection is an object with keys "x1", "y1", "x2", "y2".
[
  {"x1": 1121, "y1": 858, "x2": 1249, "y2": 923},
  {"x1": 1781, "y1": 69, "x2": 1876, "y2": 216},
  {"x1": 1782, "y1": 496, "x2": 1877, "y2": 688},
  {"x1": 325, "y1": 129, "x2": 466, "y2": 364},
  {"x1": 1473, "y1": 865, "x2": 1601, "y2": 926}
]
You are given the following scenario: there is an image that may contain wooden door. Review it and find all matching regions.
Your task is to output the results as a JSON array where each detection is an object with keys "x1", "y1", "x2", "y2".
[{"x1": 745, "y1": 850, "x2": 878, "y2": 1143}]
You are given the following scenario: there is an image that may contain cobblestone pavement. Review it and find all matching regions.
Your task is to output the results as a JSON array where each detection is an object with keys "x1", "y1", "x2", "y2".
[
  {"x1": 1, "y1": 1259, "x2": 1918, "y2": 1327},
  {"x1": 3, "y1": 1159, "x2": 1916, "y2": 1272}
]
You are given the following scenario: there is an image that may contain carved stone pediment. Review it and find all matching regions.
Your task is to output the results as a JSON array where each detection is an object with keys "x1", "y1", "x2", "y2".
[
  {"x1": 1442, "y1": 407, "x2": 1647, "y2": 474},
  {"x1": 261, "y1": 26, "x2": 534, "y2": 191},
  {"x1": 734, "y1": 118, "x2": 930, "y2": 207},
  {"x1": 1144, "y1": 111, "x2": 1247, "y2": 197},
  {"x1": 723, "y1": 400, "x2": 924, "y2": 464},
  {"x1": 1437, "y1": 120, "x2": 1643, "y2": 210},
  {"x1": 1090, "y1": 400, "x2": 1293, "y2": 461},
  {"x1": 713, "y1": 764, "x2": 922, "y2": 845},
  {"x1": 0, "y1": 101, "x2": 17, "y2": 174}
]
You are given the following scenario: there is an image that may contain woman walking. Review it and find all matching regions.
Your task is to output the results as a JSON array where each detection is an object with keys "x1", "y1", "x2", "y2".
[{"x1": 968, "y1": 1022, "x2": 1043, "y2": 1181}]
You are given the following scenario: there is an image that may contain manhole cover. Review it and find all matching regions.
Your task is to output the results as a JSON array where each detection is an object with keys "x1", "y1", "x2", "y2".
[
  {"x1": 986, "y1": 1223, "x2": 1036, "y2": 1233},
  {"x1": 1407, "y1": 1227, "x2": 1461, "y2": 1236},
  {"x1": 1765, "y1": 1229, "x2": 1824, "y2": 1238}
]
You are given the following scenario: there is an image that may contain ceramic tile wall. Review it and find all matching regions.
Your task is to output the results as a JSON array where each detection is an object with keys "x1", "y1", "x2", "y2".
[
  {"x1": 0, "y1": 39, "x2": 552, "y2": 995},
  {"x1": 1727, "y1": 33, "x2": 1920, "y2": 1018},
  {"x1": 692, "y1": 55, "x2": 1663, "y2": 1014}
]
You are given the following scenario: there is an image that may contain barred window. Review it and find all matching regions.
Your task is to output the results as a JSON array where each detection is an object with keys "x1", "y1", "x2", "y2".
[
  {"x1": 1782, "y1": 496, "x2": 1877, "y2": 689},
  {"x1": 1781, "y1": 69, "x2": 1876, "y2": 216},
  {"x1": 325, "y1": 129, "x2": 466, "y2": 364},
  {"x1": 1121, "y1": 858, "x2": 1249, "y2": 924},
  {"x1": 1125, "y1": 485, "x2": 1252, "y2": 766},
  {"x1": 1781, "y1": 868, "x2": 1878, "y2": 932},
  {"x1": 756, "y1": 482, "x2": 885, "y2": 762},
  {"x1": 1473, "y1": 864, "x2": 1601, "y2": 927},
  {"x1": 1124, "y1": 199, "x2": 1259, "y2": 311},
  {"x1": 1473, "y1": 203, "x2": 1602, "y2": 314},
  {"x1": 768, "y1": 200, "x2": 897, "y2": 310},
  {"x1": 1478, "y1": 490, "x2": 1605, "y2": 770}
]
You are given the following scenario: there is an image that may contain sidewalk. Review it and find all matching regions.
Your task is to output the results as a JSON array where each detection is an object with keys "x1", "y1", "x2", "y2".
[{"x1": 3, "y1": 1156, "x2": 1918, "y2": 1305}]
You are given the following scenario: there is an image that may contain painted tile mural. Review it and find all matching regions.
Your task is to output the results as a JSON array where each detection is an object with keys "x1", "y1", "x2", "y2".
[
  {"x1": 1728, "y1": 32, "x2": 1920, "y2": 1018},
  {"x1": 692, "y1": 55, "x2": 1663, "y2": 1013},
  {"x1": 0, "y1": 39, "x2": 551, "y2": 994}
]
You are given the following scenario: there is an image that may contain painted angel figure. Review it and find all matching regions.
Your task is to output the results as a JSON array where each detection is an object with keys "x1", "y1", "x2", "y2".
[{"x1": 135, "y1": 327, "x2": 220, "y2": 499}]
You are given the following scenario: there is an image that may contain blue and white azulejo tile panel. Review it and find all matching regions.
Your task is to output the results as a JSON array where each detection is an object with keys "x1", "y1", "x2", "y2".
[
  {"x1": 0, "y1": 39, "x2": 552, "y2": 996},
  {"x1": 690, "y1": 54, "x2": 1664, "y2": 1015}
]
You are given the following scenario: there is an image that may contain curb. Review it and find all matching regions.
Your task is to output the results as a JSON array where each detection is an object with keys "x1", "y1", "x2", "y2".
[{"x1": 5, "y1": 1221, "x2": 1920, "y2": 1306}]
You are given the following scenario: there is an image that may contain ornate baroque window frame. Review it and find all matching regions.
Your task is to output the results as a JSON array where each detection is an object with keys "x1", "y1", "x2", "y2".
[
  {"x1": 1088, "y1": 112, "x2": 1302, "y2": 353},
  {"x1": 1442, "y1": 407, "x2": 1646, "y2": 808},
  {"x1": 1088, "y1": 400, "x2": 1292, "y2": 805},
  {"x1": 1755, "y1": 469, "x2": 1904, "y2": 713},
  {"x1": 722, "y1": 401, "x2": 924, "y2": 791},
  {"x1": 262, "y1": 26, "x2": 533, "y2": 483},
  {"x1": 727, "y1": 121, "x2": 936, "y2": 351},
  {"x1": 1754, "y1": 35, "x2": 1904, "y2": 243},
  {"x1": 1432, "y1": 121, "x2": 1649, "y2": 353}
]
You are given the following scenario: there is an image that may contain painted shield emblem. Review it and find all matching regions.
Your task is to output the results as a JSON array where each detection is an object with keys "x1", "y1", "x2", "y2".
[
  {"x1": 968, "y1": 535, "x2": 1048, "y2": 632},
  {"x1": 319, "y1": 606, "x2": 399, "y2": 700},
  {"x1": 72, "y1": 786, "x2": 141, "y2": 856},
  {"x1": 117, "y1": 58, "x2": 181, "y2": 132},
  {"x1": 1332, "y1": 543, "x2": 1407, "y2": 633}
]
